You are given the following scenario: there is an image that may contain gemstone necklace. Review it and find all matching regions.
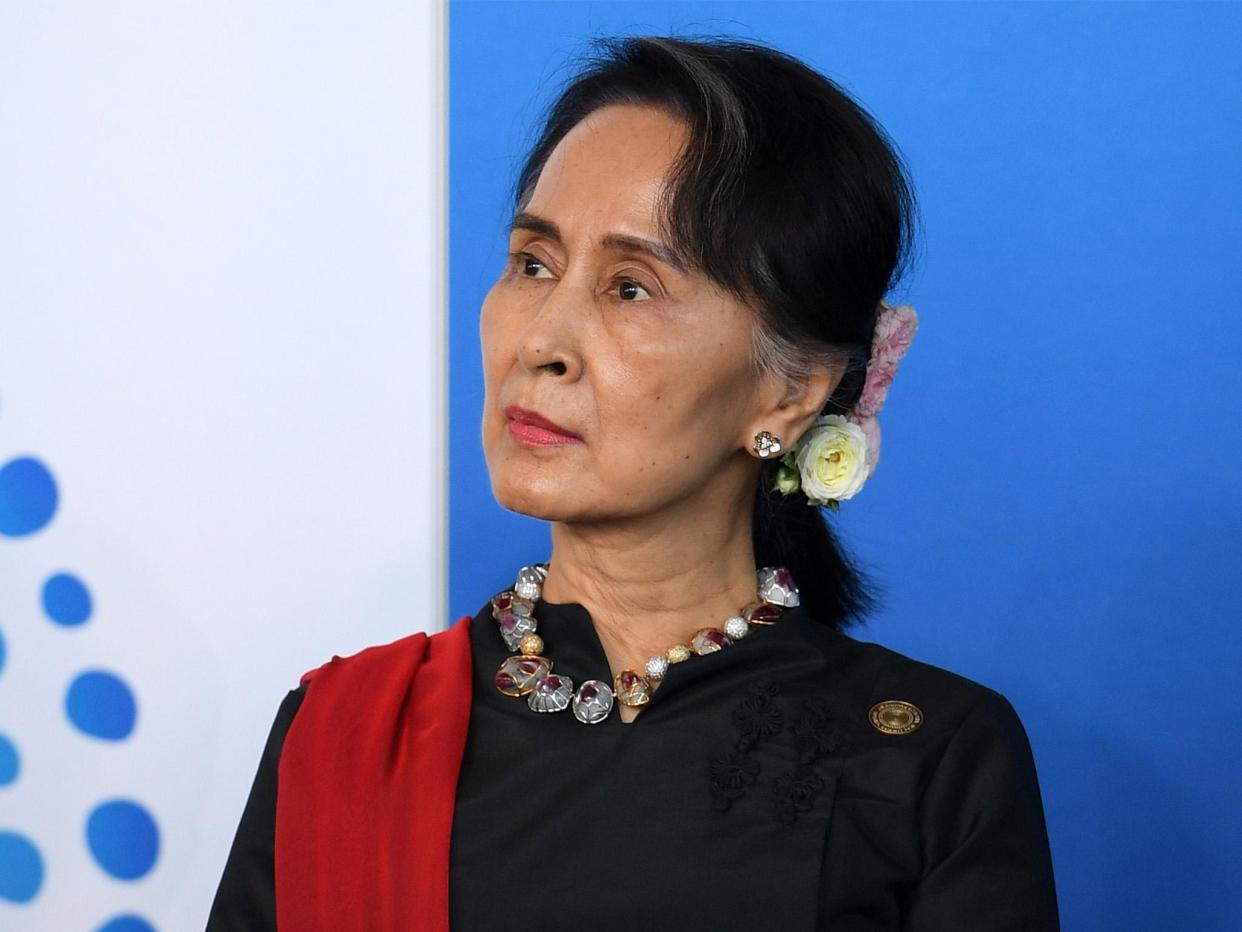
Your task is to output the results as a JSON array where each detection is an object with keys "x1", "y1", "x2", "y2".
[{"x1": 491, "y1": 564, "x2": 801, "y2": 725}]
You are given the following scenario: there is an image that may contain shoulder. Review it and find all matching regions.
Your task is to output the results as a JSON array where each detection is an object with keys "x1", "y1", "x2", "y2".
[
  {"x1": 297, "y1": 615, "x2": 472, "y2": 688},
  {"x1": 277, "y1": 616, "x2": 474, "y2": 750},
  {"x1": 297, "y1": 628, "x2": 430, "y2": 686},
  {"x1": 806, "y1": 637, "x2": 1058, "y2": 925},
  {"x1": 851, "y1": 632, "x2": 1006, "y2": 709},
  {"x1": 813, "y1": 626, "x2": 1033, "y2": 756}
]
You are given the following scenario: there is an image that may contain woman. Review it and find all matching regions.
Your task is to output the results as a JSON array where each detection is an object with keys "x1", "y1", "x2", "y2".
[{"x1": 208, "y1": 35, "x2": 1059, "y2": 930}]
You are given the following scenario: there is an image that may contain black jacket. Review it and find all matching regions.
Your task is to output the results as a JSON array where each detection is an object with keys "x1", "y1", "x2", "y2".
[{"x1": 209, "y1": 598, "x2": 1060, "y2": 930}]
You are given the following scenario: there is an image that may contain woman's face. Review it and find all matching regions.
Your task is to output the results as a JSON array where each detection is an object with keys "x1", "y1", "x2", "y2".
[{"x1": 480, "y1": 103, "x2": 797, "y2": 524}]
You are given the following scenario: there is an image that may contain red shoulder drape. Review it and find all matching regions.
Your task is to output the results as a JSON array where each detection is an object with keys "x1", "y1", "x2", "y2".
[{"x1": 275, "y1": 613, "x2": 475, "y2": 931}]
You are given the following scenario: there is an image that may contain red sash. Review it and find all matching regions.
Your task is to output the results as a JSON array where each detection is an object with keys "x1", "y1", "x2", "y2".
[{"x1": 275, "y1": 613, "x2": 475, "y2": 931}]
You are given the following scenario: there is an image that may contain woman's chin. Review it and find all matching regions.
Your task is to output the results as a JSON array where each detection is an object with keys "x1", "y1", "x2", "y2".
[{"x1": 489, "y1": 473, "x2": 582, "y2": 522}]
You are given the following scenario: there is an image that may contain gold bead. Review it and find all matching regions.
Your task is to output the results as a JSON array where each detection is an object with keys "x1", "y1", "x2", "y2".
[
  {"x1": 519, "y1": 633, "x2": 544, "y2": 656},
  {"x1": 666, "y1": 643, "x2": 691, "y2": 663}
]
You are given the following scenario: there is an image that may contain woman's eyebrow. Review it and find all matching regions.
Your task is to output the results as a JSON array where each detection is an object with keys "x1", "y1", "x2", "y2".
[{"x1": 508, "y1": 211, "x2": 687, "y2": 274}]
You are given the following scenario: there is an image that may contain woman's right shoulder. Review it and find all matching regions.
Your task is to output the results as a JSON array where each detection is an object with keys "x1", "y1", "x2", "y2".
[
  {"x1": 297, "y1": 629, "x2": 428, "y2": 685},
  {"x1": 300, "y1": 613, "x2": 474, "y2": 685},
  {"x1": 291, "y1": 614, "x2": 473, "y2": 702}
]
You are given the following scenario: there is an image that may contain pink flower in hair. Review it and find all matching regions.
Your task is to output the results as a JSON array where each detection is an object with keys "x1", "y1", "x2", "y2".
[
  {"x1": 850, "y1": 414, "x2": 883, "y2": 480},
  {"x1": 852, "y1": 301, "x2": 919, "y2": 420},
  {"x1": 845, "y1": 300, "x2": 917, "y2": 480}
]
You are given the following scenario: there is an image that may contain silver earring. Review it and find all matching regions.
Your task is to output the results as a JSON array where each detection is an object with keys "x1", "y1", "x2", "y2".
[{"x1": 753, "y1": 431, "x2": 782, "y2": 458}]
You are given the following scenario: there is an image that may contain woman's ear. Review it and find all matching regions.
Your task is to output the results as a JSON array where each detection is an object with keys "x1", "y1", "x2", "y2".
[{"x1": 751, "y1": 357, "x2": 848, "y2": 452}]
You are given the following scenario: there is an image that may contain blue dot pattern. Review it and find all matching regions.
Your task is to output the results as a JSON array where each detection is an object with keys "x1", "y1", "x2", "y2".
[
  {"x1": 66, "y1": 671, "x2": 137, "y2": 741},
  {"x1": 0, "y1": 831, "x2": 44, "y2": 903},
  {"x1": 86, "y1": 800, "x2": 159, "y2": 880},
  {"x1": 95, "y1": 914, "x2": 157, "y2": 932},
  {"x1": 0, "y1": 734, "x2": 18, "y2": 786},
  {"x1": 0, "y1": 456, "x2": 58, "y2": 537},
  {"x1": 3, "y1": 417, "x2": 160, "y2": 918},
  {"x1": 43, "y1": 572, "x2": 93, "y2": 627}
]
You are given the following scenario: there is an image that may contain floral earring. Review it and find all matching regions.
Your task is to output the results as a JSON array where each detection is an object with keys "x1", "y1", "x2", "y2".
[{"x1": 752, "y1": 431, "x2": 783, "y2": 458}]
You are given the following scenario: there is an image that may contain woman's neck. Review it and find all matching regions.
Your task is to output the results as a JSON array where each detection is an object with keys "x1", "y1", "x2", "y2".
[{"x1": 540, "y1": 508, "x2": 761, "y2": 686}]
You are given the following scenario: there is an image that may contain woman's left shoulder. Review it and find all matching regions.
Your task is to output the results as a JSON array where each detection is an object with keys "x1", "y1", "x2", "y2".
[
  {"x1": 813, "y1": 626, "x2": 1036, "y2": 751},
  {"x1": 801, "y1": 626, "x2": 1059, "y2": 927}
]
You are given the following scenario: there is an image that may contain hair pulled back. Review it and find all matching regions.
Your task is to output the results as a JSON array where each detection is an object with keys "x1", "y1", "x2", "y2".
[{"x1": 510, "y1": 35, "x2": 919, "y2": 628}]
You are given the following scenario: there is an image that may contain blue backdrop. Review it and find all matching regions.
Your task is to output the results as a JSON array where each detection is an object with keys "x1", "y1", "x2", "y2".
[{"x1": 449, "y1": 3, "x2": 1242, "y2": 928}]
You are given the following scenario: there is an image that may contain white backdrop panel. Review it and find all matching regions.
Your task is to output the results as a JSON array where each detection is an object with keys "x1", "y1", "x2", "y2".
[{"x1": 0, "y1": 2, "x2": 444, "y2": 928}]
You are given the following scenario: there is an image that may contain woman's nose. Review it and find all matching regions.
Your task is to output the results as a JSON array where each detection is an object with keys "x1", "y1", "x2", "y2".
[{"x1": 516, "y1": 283, "x2": 585, "y2": 381}]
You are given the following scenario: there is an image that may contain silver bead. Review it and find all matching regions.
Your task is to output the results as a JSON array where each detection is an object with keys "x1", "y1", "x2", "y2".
[
  {"x1": 756, "y1": 566, "x2": 800, "y2": 607},
  {"x1": 514, "y1": 564, "x2": 545, "y2": 601},
  {"x1": 723, "y1": 615, "x2": 750, "y2": 640},
  {"x1": 572, "y1": 679, "x2": 614, "y2": 724},
  {"x1": 644, "y1": 654, "x2": 669, "y2": 680},
  {"x1": 528, "y1": 672, "x2": 574, "y2": 713}
]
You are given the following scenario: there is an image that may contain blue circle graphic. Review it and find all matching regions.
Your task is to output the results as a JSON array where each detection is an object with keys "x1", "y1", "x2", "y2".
[
  {"x1": 86, "y1": 799, "x2": 159, "y2": 880},
  {"x1": 0, "y1": 734, "x2": 18, "y2": 786},
  {"x1": 0, "y1": 831, "x2": 44, "y2": 903},
  {"x1": 66, "y1": 670, "x2": 137, "y2": 740},
  {"x1": 96, "y1": 914, "x2": 158, "y2": 932},
  {"x1": 0, "y1": 456, "x2": 58, "y2": 537},
  {"x1": 43, "y1": 572, "x2": 93, "y2": 627}
]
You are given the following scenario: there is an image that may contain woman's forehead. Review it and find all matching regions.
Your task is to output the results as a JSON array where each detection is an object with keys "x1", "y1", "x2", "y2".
[{"x1": 521, "y1": 105, "x2": 688, "y2": 236}]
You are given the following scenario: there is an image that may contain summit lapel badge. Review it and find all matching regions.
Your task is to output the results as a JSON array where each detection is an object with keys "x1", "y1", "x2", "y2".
[{"x1": 868, "y1": 700, "x2": 923, "y2": 735}]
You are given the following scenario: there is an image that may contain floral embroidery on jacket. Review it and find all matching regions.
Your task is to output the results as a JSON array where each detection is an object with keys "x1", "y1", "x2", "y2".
[
  {"x1": 708, "y1": 750, "x2": 761, "y2": 808},
  {"x1": 768, "y1": 697, "x2": 850, "y2": 825},
  {"x1": 733, "y1": 680, "x2": 784, "y2": 749},
  {"x1": 708, "y1": 677, "x2": 781, "y2": 811},
  {"x1": 770, "y1": 763, "x2": 826, "y2": 825},
  {"x1": 709, "y1": 682, "x2": 852, "y2": 825},
  {"x1": 791, "y1": 697, "x2": 850, "y2": 759}
]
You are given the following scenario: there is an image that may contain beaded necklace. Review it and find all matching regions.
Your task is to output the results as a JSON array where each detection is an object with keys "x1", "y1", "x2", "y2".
[{"x1": 491, "y1": 564, "x2": 801, "y2": 724}]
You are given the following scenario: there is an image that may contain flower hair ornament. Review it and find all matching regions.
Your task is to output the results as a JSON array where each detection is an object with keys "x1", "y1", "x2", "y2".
[{"x1": 764, "y1": 299, "x2": 919, "y2": 510}]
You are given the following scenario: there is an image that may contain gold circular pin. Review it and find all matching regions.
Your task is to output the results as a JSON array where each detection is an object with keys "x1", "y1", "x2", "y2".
[{"x1": 869, "y1": 700, "x2": 923, "y2": 735}]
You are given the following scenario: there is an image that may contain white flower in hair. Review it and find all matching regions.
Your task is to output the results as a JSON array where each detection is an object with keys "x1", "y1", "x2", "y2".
[{"x1": 785, "y1": 415, "x2": 871, "y2": 506}]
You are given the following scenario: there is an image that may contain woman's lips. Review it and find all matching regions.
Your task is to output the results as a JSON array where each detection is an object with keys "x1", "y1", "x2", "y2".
[{"x1": 504, "y1": 405, "x2": 584, "y2": 447}]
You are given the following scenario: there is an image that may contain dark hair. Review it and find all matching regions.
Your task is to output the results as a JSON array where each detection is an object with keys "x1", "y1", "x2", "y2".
[{"x1": 509, "y1": 35, "x2": 919, "y2": 628}]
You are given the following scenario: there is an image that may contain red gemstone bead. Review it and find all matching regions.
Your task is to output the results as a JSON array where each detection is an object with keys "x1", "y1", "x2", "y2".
[
  {"x1": 691, "y1": 626, "x2": 734, "y2": 655},
  {"x1": 614, "y1": 669, "x2": 651, "y2": 707},
  {"x1": 744, "y1": 601, "x2": 784, "y2": 625}
]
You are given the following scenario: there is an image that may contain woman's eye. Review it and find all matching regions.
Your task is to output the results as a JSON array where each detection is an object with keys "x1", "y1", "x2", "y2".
[
  {"x1": 617, "y1": 279, "x2": 653, "y2": 302},
  {"x1": 512, "y1": 251, "x2": 553, "y2": 278}
]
